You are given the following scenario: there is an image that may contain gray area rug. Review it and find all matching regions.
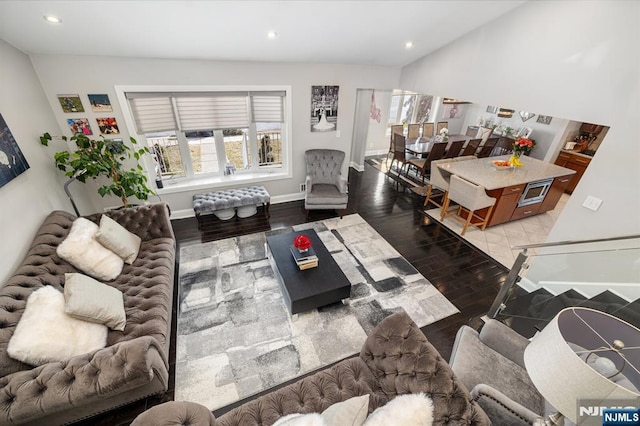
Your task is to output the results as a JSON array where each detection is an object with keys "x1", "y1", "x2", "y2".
[{"x1": 175, "y1": 214, "x2": 459, "y2": 410}]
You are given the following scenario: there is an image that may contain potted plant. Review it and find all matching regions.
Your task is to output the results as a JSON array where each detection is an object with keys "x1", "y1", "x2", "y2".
[{"x1": 39, "y1": 132, "x2": 154, "y2": 208}]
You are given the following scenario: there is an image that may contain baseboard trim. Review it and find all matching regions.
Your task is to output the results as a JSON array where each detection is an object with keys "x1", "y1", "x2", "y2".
[
  {"x1": 170, "y1": 192, "x2": 305, "y2": 219},
  {"x1": 349, "y1": 162, "x2": 364, "y2": 172},
  {"x1": 365, "y1": 149, "x2": 388, "y2": 157}
]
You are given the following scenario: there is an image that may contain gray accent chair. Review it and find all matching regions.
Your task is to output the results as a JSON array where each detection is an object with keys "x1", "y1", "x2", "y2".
[
  {"x1": 304, "y1": 149, "x2": 348, "y2": 218},
  {"x1": 449, "y1": 319, "x2": 545, "y2": 425}
]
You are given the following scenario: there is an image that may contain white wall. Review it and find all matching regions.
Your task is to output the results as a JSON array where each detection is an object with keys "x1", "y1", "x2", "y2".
[
  {"x1": 29, "y1": 55, "x2": 400, "y2": 214},
  {"x1": 0, "y1": 40, "x2": 70, "y2": 284},
  {"x1": 399, "y1": 0, "x2": 640, "y2": 243}
]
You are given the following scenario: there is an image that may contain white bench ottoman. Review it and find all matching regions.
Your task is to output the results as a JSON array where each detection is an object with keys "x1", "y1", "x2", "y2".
[{"x1": 193, "y1": 186, "x2": 271, "y2": 229}]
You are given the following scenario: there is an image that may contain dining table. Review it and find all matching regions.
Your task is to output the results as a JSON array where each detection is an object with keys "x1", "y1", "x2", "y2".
[{"x1": 405, "y1": 134, "x2": 470, "y2": 157}]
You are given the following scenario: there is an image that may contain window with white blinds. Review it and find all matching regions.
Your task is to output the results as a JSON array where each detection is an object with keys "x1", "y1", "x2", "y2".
[
  {"x1": 124, "y1": 88, "x2": 287, "y2": 183},
  {"x1": 126, "y1": 91, "x2": 285, "y2": 132}
]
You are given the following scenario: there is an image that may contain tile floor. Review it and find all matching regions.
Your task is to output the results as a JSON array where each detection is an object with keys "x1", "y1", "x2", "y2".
[{"x1": 425, "y1": 193, "x2": 570, "y2": 269}]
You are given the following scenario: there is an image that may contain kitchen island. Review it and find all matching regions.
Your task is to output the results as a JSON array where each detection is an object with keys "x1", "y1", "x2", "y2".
[{"x1": 438, "y1": 155, "x2": 575, "y2": 226}]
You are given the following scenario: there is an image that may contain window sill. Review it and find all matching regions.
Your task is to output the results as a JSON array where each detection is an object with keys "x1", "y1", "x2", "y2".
[{"x1": 156, "y1": 169, "x2": 290, "y2": 195}]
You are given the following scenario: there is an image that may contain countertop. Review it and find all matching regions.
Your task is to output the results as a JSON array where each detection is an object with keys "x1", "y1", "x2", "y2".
[
  {"x1": 438, "y1": 155, "x2": 576, "y2": 190},
  {"x1": 560, "y1": 149, "x2": 594, "y2": 159}
]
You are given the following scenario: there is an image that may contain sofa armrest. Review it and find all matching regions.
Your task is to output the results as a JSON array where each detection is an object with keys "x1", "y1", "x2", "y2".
[
  {"x1": 478, "y1": 319, "x2": 530, "y2": 369},
  {"x1": 0, "y1": 336, "x2": 168, "y2": 425},
  {"x1": 471, "y1": 384, "x2": 542, "y2": 426},
  {"x1": 337, "y1": 176, "x2": 348, "y2": 194},
  {"x1": 360, "y1": 312, "x2": 490, "y2": 425},
  {"x1": 305, "y1": 175, "x2": 313, "y2": 195},
  {"x1": 85, "y1": 202, "x2": 174, "y2": 241},
  {"x1": 132, "y1": 401, "x2": 216, "y2": 426}
]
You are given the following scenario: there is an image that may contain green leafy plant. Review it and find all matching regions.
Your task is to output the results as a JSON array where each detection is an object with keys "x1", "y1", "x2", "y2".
[{"x1": 39, "y1": 132, "x2": 154, "y2": 207}]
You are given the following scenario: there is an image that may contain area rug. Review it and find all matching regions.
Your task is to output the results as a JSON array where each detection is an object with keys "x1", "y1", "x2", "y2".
[{"x1": 175, "y1": 214, "x2": 459, "y2": 411}]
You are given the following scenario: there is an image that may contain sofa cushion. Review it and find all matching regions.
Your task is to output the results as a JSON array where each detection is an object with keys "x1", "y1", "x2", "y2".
[
  {"x1": 363, "y1": 393, "x2": 433, "y2": 426},
  {"x1": 57, "y1": 217, "x2": 124, "y2": 281},
  {"x1": 7, "y1": 286, "x2": 107, "y2": 366},
  {"x1": 96, "y1": 214, "x2": 142, "y2": 264},
  {"x1": 64, "y1": 273, "x2": 126, "y2": 331}
]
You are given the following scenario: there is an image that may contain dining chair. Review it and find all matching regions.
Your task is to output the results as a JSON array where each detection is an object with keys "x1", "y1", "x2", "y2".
[
  {"x1": 492, "y1": 137, "x2": 513, "y2": 156},
  {"x1": 422, "y1": 123, "x2": 435, "y2": 138},
  {"x1": 437, "y1": 121, "x2": 449, "y2": 133},
  {"x1": 407, "y1": 123, "x2": 420, "y2": 139},
  {"x1": 477, "y1": 126, "x2": 493, "y2": 143},
  {"x1": 443, "y1": 140, "x2": 465, "y2": 158},
  {"x1": 460, "y1": 138, "x2": 481, "y2": 156},
  {"x1": 390, "y1": 133, "x2": 408, "y2": 175},
  {"x1": 423, "y1": 155, "x2": 477, "y2": 209},
  {"x1": 465, "y1": 126, "x2": 478, "y2": 137},
  {"x1": 441, "y1": 174, "x2": 497, "y2": 236},
  {"x1": 476, "y1": 137, "x2": 499, "y2": 158},
  {"x1": 407, "y1": 142, "x2": 447, "y2": 184},
  {"x1": 388, "y1": 124, "x2": 404, "y2": 160}
]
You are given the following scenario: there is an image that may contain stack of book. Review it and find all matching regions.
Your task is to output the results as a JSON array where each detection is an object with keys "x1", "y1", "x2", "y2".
[{"x1": 290, "y1": 245, "x2": 318, "y2": 270}]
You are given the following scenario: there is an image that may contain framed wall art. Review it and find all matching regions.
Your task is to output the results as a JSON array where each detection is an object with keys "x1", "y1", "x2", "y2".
[
  {"x1": 0, "y1": 113, "x2": 30, "y2": 188},
  {"x1": 537, "y1": 115, "x2": 553, "y2": 125},
  {"x1": 310, "y1": 85, "x2": 339, "y2": 132},
  {"x1": 57, "y1": 94, "x2": 85, "y2": 113},
  {"x1": 97, "y1": 117, "x2": 120, "y2": 135},
  {"x1": 486, "y1": 105, "x2": 498, "y2": 114},
  {"x1": 67, "y1": 118, "x2": 92, "y2": 135},
  {"x1": 498, "y1": 108, "x2": 515, "y2": 118},
  {"x1": 88, "y1": 94, "x2": 113, "y2": 112}
]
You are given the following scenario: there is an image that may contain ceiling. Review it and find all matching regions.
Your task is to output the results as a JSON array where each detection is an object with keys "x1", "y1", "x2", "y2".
[{"x1": 0, "y1": 1, "x2": 525, "y2": 67}]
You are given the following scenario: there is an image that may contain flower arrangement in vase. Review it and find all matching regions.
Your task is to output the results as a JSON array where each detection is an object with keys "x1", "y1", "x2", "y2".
[
  {"x1": 509, "y1": 137, "x2": 535, "y2": 166},
  {"x1": 293, "y1": 234, "x2": 312, "y2": 253},
  {"x1": 439, "y1": 127, "x2": 449, "y2": 141}
]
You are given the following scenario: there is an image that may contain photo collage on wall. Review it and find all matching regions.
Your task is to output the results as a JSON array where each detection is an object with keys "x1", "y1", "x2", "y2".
[
  {"x1": 57, "y1": 93, "x2": 120, "y2": 136},
  {"x1": 0, "y1": 113, "x2": 30, "y2": 189},
  {"x1": 310, "y1": 85, "x2": 339, "y2": 132}
]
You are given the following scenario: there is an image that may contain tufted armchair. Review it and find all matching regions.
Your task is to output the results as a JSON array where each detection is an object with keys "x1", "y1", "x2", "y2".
[
  {"x1": 132, "y1": 312, "x2": 489, "y2": 426},
  {"x1": 0, "y1": 203, "x2": 175, "y2": 425},
  {"x1": 304, "y1": 149, "x2": 348, "y2": 218}
]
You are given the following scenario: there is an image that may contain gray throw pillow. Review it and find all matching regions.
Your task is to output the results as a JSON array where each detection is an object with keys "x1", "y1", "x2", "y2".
[
  {"x1": 95, "y1": 214, "x2": 142, "y2": 264},
  {"x1": 64, "y1": 273, "x2": 126, "y2": 331}
]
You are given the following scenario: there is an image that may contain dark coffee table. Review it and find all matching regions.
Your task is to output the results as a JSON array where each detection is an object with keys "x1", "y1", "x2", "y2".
[{"x1": 266, "y1": 229, "x2": 351, "y2": 315}]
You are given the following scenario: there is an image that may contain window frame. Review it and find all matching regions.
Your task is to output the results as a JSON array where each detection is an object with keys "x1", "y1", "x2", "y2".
[{"x1": 115, "y1": 85, "x2": 292, "y2": 194}]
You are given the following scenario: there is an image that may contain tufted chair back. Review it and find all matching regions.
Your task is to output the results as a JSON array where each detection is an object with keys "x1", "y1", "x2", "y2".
[{"x1": 305, "y1": 149, "x2": 345, "y2": 186}]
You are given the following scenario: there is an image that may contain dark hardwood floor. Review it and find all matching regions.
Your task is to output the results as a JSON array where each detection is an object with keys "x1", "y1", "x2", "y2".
[{"x1": 77, "y1": 161, "x2": 508, "y2": 425}]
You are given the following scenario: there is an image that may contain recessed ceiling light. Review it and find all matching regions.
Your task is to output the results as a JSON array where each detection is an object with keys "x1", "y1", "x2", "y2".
[
  {"x1": 44, "y1": 15, "x2": 62, "y2": 24},
  {"x1": 405, "y1": 41, "x2": 414, "y2": 49},
  {"x1": 267, "y1": 31, "x2": 277, "y2": 39}
]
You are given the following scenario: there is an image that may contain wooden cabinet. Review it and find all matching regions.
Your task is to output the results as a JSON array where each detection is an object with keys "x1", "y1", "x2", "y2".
[
  {"x1": 487, "y1": 184, "x2": 525, "y2": 226},
  {"x1": 554, "y1": 151, "x2": 591, "y2": 193},
  {"x1": 580, "y1": 123, "x2": 604, "y2": 134},
  {"x1": 511, "y1": 204, "x2": 542, "y2": 221},
  {"x1": 539, "y1": 175, "x2": 572, "y2": 213}
]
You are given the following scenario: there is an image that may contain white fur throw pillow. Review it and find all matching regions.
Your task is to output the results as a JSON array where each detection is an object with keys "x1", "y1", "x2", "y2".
[
  {"x1": 272, "y1": 413, "x2": 326, "y2": 426},
  {"x1": 363, "y1": 393, "x2": 434, "y2": 426},
  {"x1": 7, "y1": 286, "x2": 108, "y2": 366},
  {"x1": 57, "y1": 217, "x2": 124, "y2": 281}
]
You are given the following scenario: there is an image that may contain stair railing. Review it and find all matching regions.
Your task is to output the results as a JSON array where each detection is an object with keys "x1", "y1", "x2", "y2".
[{"x1": 487, "y1": 234, "x2": 640, "y2": 319}]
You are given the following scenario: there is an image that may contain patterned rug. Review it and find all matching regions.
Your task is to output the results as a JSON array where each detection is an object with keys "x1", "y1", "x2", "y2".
[{"x1": 175, "y1": 214, "x2": 459, "y2": 411}]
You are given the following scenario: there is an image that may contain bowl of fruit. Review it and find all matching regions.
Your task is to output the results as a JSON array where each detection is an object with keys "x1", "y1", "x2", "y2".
[{"x1": 492, "y1": 160, "x2": 513, "y2": 170}]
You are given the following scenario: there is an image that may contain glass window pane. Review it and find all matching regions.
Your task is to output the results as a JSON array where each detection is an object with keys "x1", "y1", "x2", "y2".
[
  {"x1": 388, "y1": 96, "x2": 401, "y2": 124},
  {"x1": 185, "y1": 130, "x2": 219, "y2": 174},
  {"x1": 146, "y1": 131, "x2": 185, "y2": 178},
  {"x1": 222, "y1": 128, "x2": 250, "y2": 171},
  {"x1": 256, "y1": 123, "x2": 282, "y2": 167}
]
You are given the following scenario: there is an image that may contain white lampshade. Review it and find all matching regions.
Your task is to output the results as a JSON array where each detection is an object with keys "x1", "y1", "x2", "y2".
[{"x1": 524, "y1": 307, "x2": 640, "y2": 424}]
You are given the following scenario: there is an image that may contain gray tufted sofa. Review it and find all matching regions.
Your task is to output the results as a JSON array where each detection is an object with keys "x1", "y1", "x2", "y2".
[
  {"x1": 0, "y1": 203, "x2": 175, "y2": 425},
  {"x1": 304, "y1": 149, "x2": 348, "y2": 218},
  {"x1": 132, "y1": 312, "x2": 490, "y2": 426}
]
